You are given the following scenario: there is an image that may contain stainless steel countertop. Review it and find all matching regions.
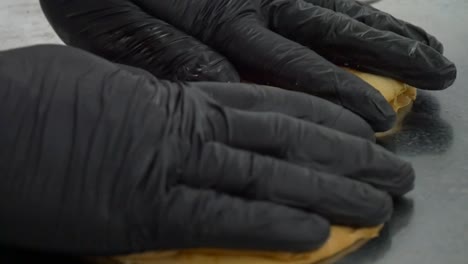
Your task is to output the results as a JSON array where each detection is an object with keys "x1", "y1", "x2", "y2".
[{"x1": 0, "y1": 0, "x2": 467, "y2": 263}]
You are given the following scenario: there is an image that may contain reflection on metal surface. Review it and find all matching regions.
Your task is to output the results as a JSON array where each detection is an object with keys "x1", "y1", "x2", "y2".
[{"x1": 378, "y1": 91, "x2": 454, "y2": 156}]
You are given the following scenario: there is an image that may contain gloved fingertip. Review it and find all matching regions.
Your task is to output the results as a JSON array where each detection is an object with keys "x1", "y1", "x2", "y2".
[
  {"x1": 439, "y1": 61, "x2": 457, "y2": 89},
  {"x1": 229, "y1": 203, "x2": 331, "y2": 252},
  {"x1": 407, "y1": 43, "x2": 457, "y2": 90},
  {"x1": 252, "y1": 205, "x2": 331, "y2": 252},
  {"x1": 318, "y1": 178, "x2": 394, "y2": 227},
  {"x1": 278, "y1": 212, "x2": 330, "y2": 252},
  {"x1": 388, "y1": 161, "x2": 416, "y2": 197},
  {"x1": 338, "y1": 77, "x2": 396, "y2": 133},
  {"x1": 420, "y1": 58, "x2": 457, "y2": 90},
  {"x1": 432, "y1": 40, "x2": 444, "y2": 54},
  {"x1": 367, "y1": 192, "x2": 394, "y2": 226},
  {"x1": 367, "y1": 101, "x2": 396, "y2": 133}
]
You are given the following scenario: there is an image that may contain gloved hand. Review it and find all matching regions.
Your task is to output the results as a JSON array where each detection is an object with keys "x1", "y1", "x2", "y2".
[
  {"x1": 39, "y1": 0, "x2": 457, "y2": 132},
  {"x1": 0, "y1": 45, "x2": 414, "y2": 256}
]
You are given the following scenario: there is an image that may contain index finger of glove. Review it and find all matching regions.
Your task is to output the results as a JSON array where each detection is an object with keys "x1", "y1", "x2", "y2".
[
  {"x1": 304, "y1": 0, "x2": 444, "y2": 53},
  {"x1": 192, "y1": 82, "x2": 374, "y2": 140},
  {"x1": 214, "y1": 108, "x2": 414, "y2": 196},
  {"x1": 222, "y1": 23, "x2": 395, "y2": 132}
]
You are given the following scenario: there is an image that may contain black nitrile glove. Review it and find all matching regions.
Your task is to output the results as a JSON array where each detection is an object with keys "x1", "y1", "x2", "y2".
[
  {"x1": 0, "y1": 45, "x2": 414, "y2": 256},
  {"x1": 39, "y1": 0, "x2": 457, "y2": 132}
]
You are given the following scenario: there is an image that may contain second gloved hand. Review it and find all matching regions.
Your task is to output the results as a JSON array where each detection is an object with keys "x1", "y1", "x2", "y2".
[
  {"x1": 40, "y1": 0, "x2": 457, "y2": 131},
  {"x1": 0, "y1": 45, "x2": 414, "y2": 256}
]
